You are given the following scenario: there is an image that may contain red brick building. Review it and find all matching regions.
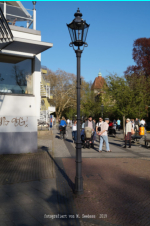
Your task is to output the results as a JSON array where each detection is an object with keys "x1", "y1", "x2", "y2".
[{"x1": 91, "y1": 72, "x2": 106, "y2": 94}]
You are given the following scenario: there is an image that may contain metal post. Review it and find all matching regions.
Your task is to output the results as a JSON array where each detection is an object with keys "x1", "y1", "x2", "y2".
[
  {"x1": 75, "y1": 48, "x2": 83, "y2": 194},
  {"x1": 27, "y1": 21, "x2": 29, "y2": 28},
  {"x1": 3, "y1": 2, "x2": 6, "y2": 18},
  {"x1": 33, "y1": 8, "x2": 36, "y2": 30}
]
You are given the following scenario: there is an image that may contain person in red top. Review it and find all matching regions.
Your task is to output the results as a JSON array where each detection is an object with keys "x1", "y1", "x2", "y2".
[{"x1": 109, "y1": 121, "x2": 113, "y2": 127}]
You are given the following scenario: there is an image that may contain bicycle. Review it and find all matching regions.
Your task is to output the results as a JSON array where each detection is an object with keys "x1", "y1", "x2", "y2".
[{"x1": 60, "y1": 126, "x2": 68, "y2": 140}]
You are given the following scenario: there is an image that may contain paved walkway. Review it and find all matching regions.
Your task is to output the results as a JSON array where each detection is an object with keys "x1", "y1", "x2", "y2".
[{"x1": 0, "y1": 126, "x2": 150, "y2": 226}]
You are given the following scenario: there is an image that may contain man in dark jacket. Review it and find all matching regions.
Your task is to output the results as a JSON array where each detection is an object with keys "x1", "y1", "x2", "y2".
[{"x1": 84, "y1": 116, "x2": 96, "y2": 131}]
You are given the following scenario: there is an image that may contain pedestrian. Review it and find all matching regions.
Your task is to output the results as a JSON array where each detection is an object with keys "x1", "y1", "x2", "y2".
[
  {"x1": 134, "y1": 118, "x2": 139, "y2": 133},
  {"x1": 93, "y1": 119, "x2": 97, "y2": 143},
  {"x1": 123, "y1": 118, "x2": 132, "y2": 148},
  {"x1": 82, "y1": 119, "x2": 86, "y2": 129},
  {"x1": 140, "y1": 118, "x2": 145, "y2": 126},
  {"x1": 59, "y1": 117, "x2": 67, "y2": 131},
  {"x1": 116, "y1": 118, "x2": 121, "y2": 131},
  {"x1": 67, "y1": 118, "x2": 70, "y2": 126},
  {"x1": 84, "y1": 116, "x2": 96, "y2": 147},
  {"x1": 72, "y1": 120, "x2": 77, "y2": 143},
  {"x1": 93, "y1": 119, "x2": 96, "y2": 126},
  {"x1": 97, "y1": 118, "x2": 111, "y2": 152},
  {"x1": 131, "y1": 119, "x2": 135, "y2": 131},
  {"x1": 70, "y1": 119, "x2": 72, "y2": 128},
  {"x1": 96, "y1": 117, "x2": 104, "y2": 142},
  {"x1": 113, "y1": 119, "x2": 117, "y2": 135}
]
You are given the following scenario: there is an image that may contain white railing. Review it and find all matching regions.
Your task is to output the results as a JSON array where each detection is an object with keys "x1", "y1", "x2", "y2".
[{"x1": 0, "y1": 2, "x2": 36, "y2": 29}]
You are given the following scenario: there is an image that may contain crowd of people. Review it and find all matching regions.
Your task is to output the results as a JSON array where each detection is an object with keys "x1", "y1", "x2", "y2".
[{"x1": 58, "y1": 116, "x2": 147, "y2": 150}]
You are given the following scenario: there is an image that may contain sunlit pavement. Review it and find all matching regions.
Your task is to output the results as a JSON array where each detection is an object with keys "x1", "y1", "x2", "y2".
[{"x1": 0, "y1": 126, "x2": 150, "y2": 226}]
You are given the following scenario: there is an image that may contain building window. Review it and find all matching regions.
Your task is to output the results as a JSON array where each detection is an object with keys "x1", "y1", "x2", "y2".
[{"x1": 0, "y1": 55, "x2": 33, "y2": 94}]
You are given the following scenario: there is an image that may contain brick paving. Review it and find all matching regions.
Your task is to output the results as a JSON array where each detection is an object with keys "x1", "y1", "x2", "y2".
[
  {"x1": 0, "y1": 131, "x2": 55, "y2": 185},
  {"x1": 62, "y1": 157, "x2": 150, "y2": 226},
  {"x1": 0, "y1": 126, "x2": 150, "y2": 226},
  {"x1": 0, "y1": 150, "x2": 55, "y2": 185}
]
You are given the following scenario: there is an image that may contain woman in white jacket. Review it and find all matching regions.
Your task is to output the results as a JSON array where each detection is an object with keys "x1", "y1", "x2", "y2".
[
  {"x1": 123, "y1": 118, "x2": 132, "y2": 148},
  {"x1": 72, "y1": 120, "x2": 77, "y2": 143}
]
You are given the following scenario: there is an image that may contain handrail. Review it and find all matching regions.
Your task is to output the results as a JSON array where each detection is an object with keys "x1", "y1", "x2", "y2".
[
  {"x1": 6, "y1": 13, "x2": 33, "y2": 21},
  {"x1": 41, "y1": 75, "x2": 48, "y2": 87}
]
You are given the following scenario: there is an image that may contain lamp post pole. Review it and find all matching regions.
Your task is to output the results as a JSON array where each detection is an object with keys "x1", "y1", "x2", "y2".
[
  {"x1": 67, "y1": 8, "x2": 90, "y2": 194},
  {"x1": 75, "y1": 48, "x2": 83, "y2": 194}
]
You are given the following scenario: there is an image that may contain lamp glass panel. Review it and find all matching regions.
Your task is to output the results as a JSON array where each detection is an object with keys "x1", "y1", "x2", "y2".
[
  {"x1": 68, "y1": 27, "x2": 74, "y2": 43},
  {"x1": 75, "y1": 29, "x2": 83, "y2": 42}
]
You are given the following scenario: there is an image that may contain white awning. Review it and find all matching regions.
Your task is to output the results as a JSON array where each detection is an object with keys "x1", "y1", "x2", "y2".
[{"x1": 0, "y1": 37, "x2": 53, "y2": 55}]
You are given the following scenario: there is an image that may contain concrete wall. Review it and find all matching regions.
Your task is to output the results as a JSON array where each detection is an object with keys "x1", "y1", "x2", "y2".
[{"x1": 0, "y1": 28, "x2": 42, "y2": 154}]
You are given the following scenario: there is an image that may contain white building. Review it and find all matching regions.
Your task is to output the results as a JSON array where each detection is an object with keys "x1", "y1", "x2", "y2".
[{"x1": 0, "y1": 1, "x2": 53, "y2": 154}]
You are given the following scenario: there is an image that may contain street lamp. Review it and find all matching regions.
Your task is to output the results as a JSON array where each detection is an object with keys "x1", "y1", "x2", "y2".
[
  {"x1": 101, "y1": 104, "x2": 104, "y2": 118},
  {"x1": 67, "y1": 8, "x2": 90, "y2": 194},
  {"x1": 32, "y1": 1, "x2": 36, "y2": 30},
  {"x1": 32, "y1": 1, "x2": 36, "y2": 9}
]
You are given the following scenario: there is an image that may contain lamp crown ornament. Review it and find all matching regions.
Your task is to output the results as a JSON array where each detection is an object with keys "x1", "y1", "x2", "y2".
[
  {"x1": 32, "y1": 1, "x2": 36, "y2": 10},
  {"x1": 67, "y1": 8, "x2": 90, "y2": 49},
  {"x1": 74, "y1": 8, "x2": 82, "y2": 18}
]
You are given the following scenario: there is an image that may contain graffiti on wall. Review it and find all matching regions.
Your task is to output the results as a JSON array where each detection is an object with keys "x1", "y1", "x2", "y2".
[{"x1": 0, "y1": 117, "x2": 28, "y2": 127}]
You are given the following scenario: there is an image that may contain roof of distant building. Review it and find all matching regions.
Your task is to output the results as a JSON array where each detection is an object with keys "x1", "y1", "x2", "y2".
[{"x1": 91, "y1": 71, "x2": 106, "y2": 90}]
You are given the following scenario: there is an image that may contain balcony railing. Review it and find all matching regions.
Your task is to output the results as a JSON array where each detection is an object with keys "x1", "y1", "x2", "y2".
[
  {"x1": 40, "y1": 75, "x2": 50, "y2": 98},
  {"x1": 0, "y1": 2, "x2": 36, "y2": 30}
]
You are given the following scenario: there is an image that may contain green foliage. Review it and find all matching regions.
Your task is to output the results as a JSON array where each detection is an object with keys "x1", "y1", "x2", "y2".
[
  {"x1": 80, "y1": 82, "x2": 102, "y2": 119},
  {"x1": 104, "y1": 73, "x2": 150, "y2": 119}
]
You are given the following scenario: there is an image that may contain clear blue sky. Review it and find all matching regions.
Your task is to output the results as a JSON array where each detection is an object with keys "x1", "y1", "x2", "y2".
[{"x1": 22, "y1": 1, "x2": 150, "y2": 83}]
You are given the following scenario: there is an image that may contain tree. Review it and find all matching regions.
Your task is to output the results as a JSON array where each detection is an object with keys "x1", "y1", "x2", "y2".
[
  {"x1": 45, "y1": 69, "x2": 76, "y2": 120},
  {"x1": 126, "y1": 74, "x2": 150, "y2": 119},
  {"x1": 125, "y1": 38, "x2": 150, "y2": 77},
  {"x1": 80, "y1": 82, "x2": 102, "y2": 119},
  {"x1": 124, "y1": 38, "x2": 150, "y2": 120},
  {"x1": 104, "y1": 73, "x2": 150, "y2": 124},
  {"x1": 105, "y1": 74, "x2": 134, "y2": 117}
]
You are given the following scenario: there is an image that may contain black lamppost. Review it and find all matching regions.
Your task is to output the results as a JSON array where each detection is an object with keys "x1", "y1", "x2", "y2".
[
  {"x1": 67, "y1": 8, "x2": 90, "y2": 194},
  {"x1": 101, "y1": 104, "x2": 104, "y2": 118}
]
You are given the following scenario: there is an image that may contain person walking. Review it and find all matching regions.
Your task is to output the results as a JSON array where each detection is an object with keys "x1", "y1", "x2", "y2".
[
  {"x1": 113, "y1": 119, "x2": 117, "y2": 135},
  {"x1": 140, "y1": 118, "x2": 145, "y2": 126},
  {"x1": 135, "y1": 118, "x2": 139, "y2": 133},
  {"x1": 116, "y1": 118, "x2": 121, "y2": 131},
  {"x1": 123, "y1": 118, "x2": 132, "y2": 148},
  {"x1": 67, "y1": 118, "x2": 70, "y2": 126},
  {"x1": 84, "y1": 116, "x2": 96, "y2": 147},
  {"x1": 131, "y1": 119, "x2": 135, "y2": 131},
  {"x1": 72, "y1": 120, "x2": 77, "y2": 143},
  {"x1": 59, "y1": 116, "x2": 67, "y2": 138},
  {"x1": 97, "y1": 118, "x2": 111, "y2": 152},
  {"x1": 96, "y1": 117, "x2": 104, "y2": 142}
]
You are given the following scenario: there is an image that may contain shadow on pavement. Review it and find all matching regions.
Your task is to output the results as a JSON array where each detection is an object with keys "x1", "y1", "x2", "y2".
[
  {"x1": 63, "y1": 158, "x2": 150, "y2": 226},
  {"x1": 65, "y1": 138, "x2": 73, "y2": 143},
  {"x1": 41, "y1": 146, "x2": 74, "y2": 192},
  {"x1": 46, "y1": 189, "x2": 80, "y2": 226},
  {"x1": 55, "y1": 135, "x2": 61, "y2": 139}
]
